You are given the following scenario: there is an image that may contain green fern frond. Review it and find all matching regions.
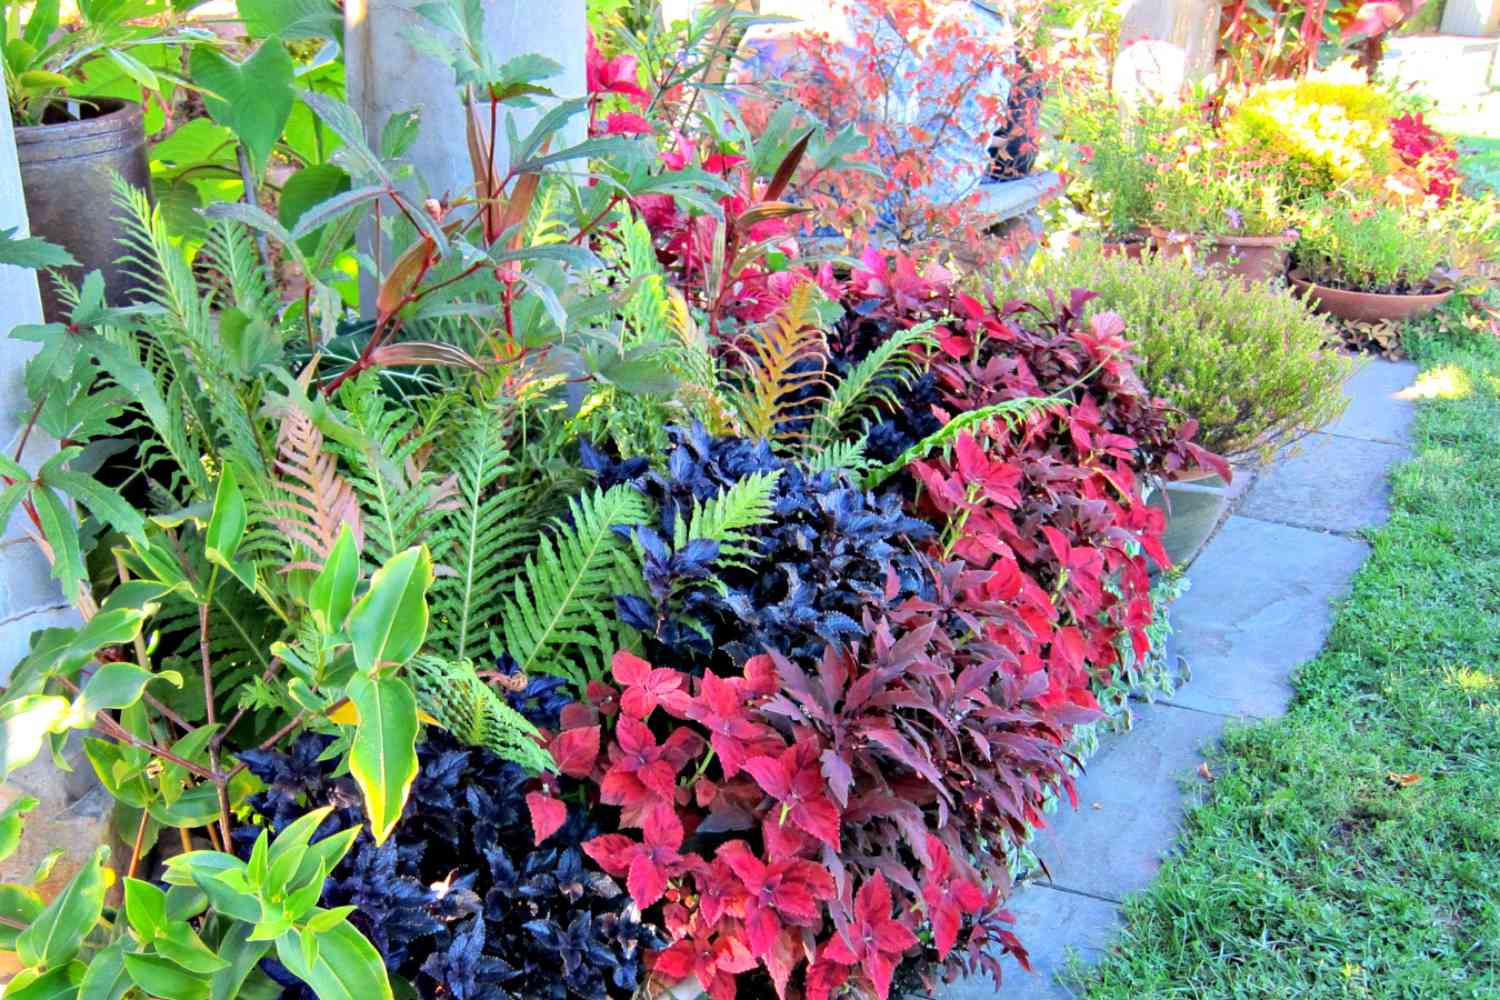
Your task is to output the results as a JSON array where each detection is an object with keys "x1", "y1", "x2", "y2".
[
  {"x1": 203, "y1": 219, "x2": 276, "y2": 322},
  {"x1": 862, "y1": 396, "x2": 1063, "y2": 489},
  {"x1": 500, "y1": 484, "x2": 649, "y2": 690},
  {"x1": 407, "y1": 656, "x2": 553, "y2": 774},
  {"x1": 726, "y1": 282, "x2": 831, "y2": 446},
  {"x1": 810, "y1": 322, "x2": 935, "y2": 446},
  {"x1": 427, "y1": 400, "x2": 539, "y2": 661},
  {"x1": 806, "y1": 438, "x2": 871, "y2": 475},
  {"x1": 333, "y1": 375, "x2": 452, "y2": 570},
  {"x1": 674, "y1": 470, "x2": 780, "y2": 566}
]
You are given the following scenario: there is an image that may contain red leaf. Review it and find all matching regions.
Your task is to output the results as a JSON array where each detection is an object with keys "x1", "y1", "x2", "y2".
[
  {"x1": 549, "y1": 725, "x2": 600, "y2": 778},
  {"x1": 525, "y1": 791, "x2": 567, "y2": 845}
]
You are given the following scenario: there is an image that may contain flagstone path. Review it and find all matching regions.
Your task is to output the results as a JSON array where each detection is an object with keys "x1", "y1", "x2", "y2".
[{"x1": 936, "y1": 358, "x2": 1422, "y2": 999}]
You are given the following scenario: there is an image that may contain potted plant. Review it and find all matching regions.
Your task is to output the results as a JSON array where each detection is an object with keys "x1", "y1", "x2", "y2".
[
  {"x1": 1054, "y1": 86, "x2": 1164, "y2": 257},
  {"x1": 1289, "y1": 202, "x2": 1455, "y2": 322},
  {"x1": 1145, "y1": 136, "x2": 1300, "y2": 283},
  {"x1": 3, "y1": 0, "x2": 191, "y2": 318},
  {"x1": 1014, "y1": 242, "x2": 1352, "y2": 567}
]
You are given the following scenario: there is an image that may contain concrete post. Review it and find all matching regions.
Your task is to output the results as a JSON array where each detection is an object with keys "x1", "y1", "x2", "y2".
[
  {"x1": 1442, "y1": 0, "x2": 1500, "y2": 36},
  {"x1": 1117, "y1": 0, "x2": 1219, "y2": 86},
  {"x1": 0, "y1": 74, "x2": 104, "y2": 911}
]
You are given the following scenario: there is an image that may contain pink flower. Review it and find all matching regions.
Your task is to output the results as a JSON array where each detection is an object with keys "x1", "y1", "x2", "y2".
[
  {"x1": 600, "y1": 112, "x2": 653, "y2": 137},
  {"x1": 586, "y1": 30, "x2": 649, "y2": 107}
]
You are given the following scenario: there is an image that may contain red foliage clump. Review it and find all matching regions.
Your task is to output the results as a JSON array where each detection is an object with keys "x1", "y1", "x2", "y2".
[{"x1": 1390, "y1": 112, "x2": 1462, "y2": 204}]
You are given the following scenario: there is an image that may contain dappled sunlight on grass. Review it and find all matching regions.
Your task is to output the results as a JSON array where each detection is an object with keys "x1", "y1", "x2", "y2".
[
  {"x1": 1444, "y1": 665, "x2": 1497, "y2": 693},
  {"x1": 1398, "y1": 364, "x2": 1473, "y2": 401}
]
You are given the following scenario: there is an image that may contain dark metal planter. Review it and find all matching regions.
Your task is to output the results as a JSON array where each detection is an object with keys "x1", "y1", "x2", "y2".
[{"x1": 16, "y1": 98, "x2": 151, "y2": 321}]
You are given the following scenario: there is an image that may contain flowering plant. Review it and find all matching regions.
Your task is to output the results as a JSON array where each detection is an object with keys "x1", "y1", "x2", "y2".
[
  {"x1": 1226, "y1": 77, "x2": 1395, "y2": 191},
  {"x1": 1145, "y1": 135, "x2": 1297, "y2": 238}
]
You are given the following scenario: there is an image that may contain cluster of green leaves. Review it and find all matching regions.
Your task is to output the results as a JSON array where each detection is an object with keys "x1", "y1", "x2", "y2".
[
  {"x1": 1294, "y1": 200, "x2": 1450, "y2": 292},
  {"x1": 1016, "y1": 241, "x2": 1352, "y2": 458}
]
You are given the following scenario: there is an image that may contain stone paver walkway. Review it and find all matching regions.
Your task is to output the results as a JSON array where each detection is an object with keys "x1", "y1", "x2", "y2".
[{"x1": 937, "y1": 359, "x2": 1420, "y2": 999}]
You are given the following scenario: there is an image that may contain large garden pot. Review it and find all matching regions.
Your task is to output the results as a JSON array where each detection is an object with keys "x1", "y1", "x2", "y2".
[
  {"x1": 1100, "y1": 231, "x2": 1151, "y2": 260},
  {"x1": 1148, "y1": 472, "x2": 1231, "y2": 570},
  {"x1": 16, "y1": 98, "x2": 151, "y2": 321},
  {"x1": 1149, "y1": 228, "x2": 1294, "y2": 284},
  {"x1": 1287, "y1": 271, "x2": 1455, "y2": 324}
]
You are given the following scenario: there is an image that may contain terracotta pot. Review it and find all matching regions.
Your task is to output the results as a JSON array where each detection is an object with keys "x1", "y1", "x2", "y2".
[
  {"x1": 1100, "y1": 232, "x2": 1150, "y2": 260},
  {"x1": 16, "y1": 98, "x2": 152, "y2": 321},
  {"x1": 1149, "y1": 228, "x2": 1294, "y2": 284},
  {"x1": 1287, "y1": 271, "x2": 1454, "y2": 323}
]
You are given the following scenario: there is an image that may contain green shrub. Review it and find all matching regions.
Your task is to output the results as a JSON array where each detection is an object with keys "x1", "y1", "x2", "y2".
[
  {"x1": 1014, "y1": 244, "x2": 1352, "y2": 458},
  {"x1": 1293, "y1": 202, "x2": 1448, "y2": 292}
]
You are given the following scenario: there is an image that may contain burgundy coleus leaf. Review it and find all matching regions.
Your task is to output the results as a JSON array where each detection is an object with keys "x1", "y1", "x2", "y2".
[
  {"x1": 685, "y1": 672, "x2": 769, "y2": 778},
  {"x1": 525, "y1": 791, "x2": 568, "y2": 846},
  {"x1": 582, "y1": 807, "x2": 687, "y2": 909},
  {"x1": 548, "y1": 724, "x2": 600, "y2": 779},
  {"x1": 818, "y1": 872, "x2": 918, "y2": 1000},
  {"x1": 600, "y1": 714, "x2": 704, "y2": 811},
  {"x1": 612, "y1": 650, "x2": 691, "y2": 719},
  {"x1": 955, "y1": 432, "x2": 1022, "y2": 508},
  {"x1": 743, "y1": 738, "x2": 842, "y2": 851},
  {"x1": 921, "y1": 835, "x2": 985, "y2": 959}
]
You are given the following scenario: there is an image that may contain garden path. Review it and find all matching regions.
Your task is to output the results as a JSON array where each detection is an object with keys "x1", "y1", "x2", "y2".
[{"x1": 934, "y1": 358, "x2": 1421, "y2": 1000}]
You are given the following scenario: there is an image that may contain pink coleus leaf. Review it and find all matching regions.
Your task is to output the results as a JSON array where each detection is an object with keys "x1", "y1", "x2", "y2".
[{"x1": 525, "y1": 791, "x2": 568, "y2": 846}]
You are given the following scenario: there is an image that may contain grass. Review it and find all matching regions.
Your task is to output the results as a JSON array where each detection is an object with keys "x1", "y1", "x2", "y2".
[
  {"x1": 1457, "y1": 135, "x2": 1500, "y2": 197},
  {"x1": 1074, "y1": 316, "x2": 1500, "y2": 999}
]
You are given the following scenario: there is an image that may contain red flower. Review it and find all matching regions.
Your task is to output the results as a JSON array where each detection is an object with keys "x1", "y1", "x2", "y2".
[
  {"x1": 599, "y1": 112, "x2": 653, "y2": 137},
  {"x1": 815, "y1": 872, "x2": 917, "y2": 1000},
  {"x1": 586, "y1": 30, "x2": 648, "y2": 106}
]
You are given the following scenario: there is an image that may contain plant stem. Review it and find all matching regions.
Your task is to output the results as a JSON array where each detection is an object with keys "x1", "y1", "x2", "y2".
[
  {"x1": 198, "y1": 604, "x2": 234, "y2": 849},
  {"x1": 237, "y1": 144, "x2": 274, "y2": 276},
  {"x1": 222, "y1": 705, "x2": 325, "y2": 783},
  {"x1": 126, "y1": 806, "x2": 150, "y2": 880}
]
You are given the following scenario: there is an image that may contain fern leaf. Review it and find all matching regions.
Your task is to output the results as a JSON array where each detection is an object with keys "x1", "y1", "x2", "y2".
[
  {"x1": 428, "y1": 401, "x2": 538, "y2": 661},
  {"x1": 674, "y1": 470, "x2": 780, "y2": 566},
  {"x1": 500, "y1": 485, "x2": 649, "y2": 689},
  {"x1": 727, "y1": 281, "x2": 831, "y2": 446},
  {"x1": 272, "y1": 406, "x2": 365, "y2": 568},
  {"x1": 806, "y1": 438, "x2": 871, "y2": 475},
  {"x1": 862, "y1": 397, "x2": 1063, "y2": 489},
  {"x1": 407, "y1": 656, "x2": 553, "y2": 774},
  {"x1": 811, "y1": 322, "x2": 935, "y2": 446}
]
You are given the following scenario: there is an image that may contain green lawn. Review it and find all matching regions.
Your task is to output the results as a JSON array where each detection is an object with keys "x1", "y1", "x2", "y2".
[
  {"x1": 1074, "y1": 317, "x2": 1500, "y2": 998},
  {"x1": 1458, "y1": 135, "x2": 1500, "y2": 196}
]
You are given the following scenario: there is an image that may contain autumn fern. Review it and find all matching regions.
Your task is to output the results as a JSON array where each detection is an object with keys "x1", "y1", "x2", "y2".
[
  {"x1": 272, "y1": 406, "x2": 365, "y2": 570},
  {"x1": 499, "y1": 485, "x2": 649, "y2": 689},
  {"x1": 407, "y1": 656, "x2": 553, "y2": 773},
  {"x1": 727, "y1": 281, "x2": 831, "y2": 446},
  {"x1": 427, "y1": 401, "x2": 538, "y2": 662}
]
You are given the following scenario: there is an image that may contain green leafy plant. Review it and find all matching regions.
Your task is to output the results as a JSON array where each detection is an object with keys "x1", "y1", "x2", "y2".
[
  {"x1": 1016, "y1": 242, "x2": 1351, "y2": 458},
  {"x1": 1294, "y1": 200, "x2": 1450, "y2": 293}
]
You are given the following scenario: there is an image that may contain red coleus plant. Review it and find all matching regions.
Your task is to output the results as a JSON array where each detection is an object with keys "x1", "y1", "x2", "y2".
[
  {"x1": 1390, "y1": 112, "x2": 1461, "y2": 204},
  {"x1": 554, "y1": 635, "x2": 1049, "y2": 1000}
]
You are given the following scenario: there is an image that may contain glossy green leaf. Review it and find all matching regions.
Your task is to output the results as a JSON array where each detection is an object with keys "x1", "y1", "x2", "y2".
[
  {"x1": 67, "y1": 663, "x2": 183, "y2": 729},
  {"x1": 279, "y1": 163, "x2": 351, "y2": 256},
  {"x1": 31, "y1": 485, "x2": 84, "y2": 602},
  {"x1": 346, "y1": 674, "x2": 419, "y2": 845},
  {"x1": 347, "y1": 546, "x2": 432, "y2": 673},
  {"x1": 124, "y1": 951, "x2": 212, "y2": 1000},
  {"x1": 309, "y1": 525, "x2": 359, "y2": 634},
  {"x1": 78, "y1": 937, "x2": 131, "y2": 1000},
  {"x1": 274, "y1": 921, "x2": 393, "y2": 1000},
  {"x1": 16, "y1": 844, "x2": 109, "y2": 968},
  {"x1": 5, "y1": 963, "x2": 84, "y2": 1000},
  {"x1": 205, "y1": 464, "x2": 254, "y2": 589},
  {"x1": 0, "y1": 883, "x2": 45, "y2": 950},
  {"x1": 0, "y1": 795, "x2": 38, "y2": 862},
  {"x1": 0, "y1": 694, "x2": 70, "y2": 778},
  {"x1": 210, "y1": 921, "x2": 274, "y2": 1000},
  {"x1": 123, "y1": 876, "x2": 168, "y2": 940},
  {"x1": 156, "y1": 921, "x2": 231, "y2": 975}
]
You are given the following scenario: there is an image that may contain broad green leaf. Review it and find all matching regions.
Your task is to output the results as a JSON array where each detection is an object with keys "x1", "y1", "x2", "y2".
[
  {"x1": 124, "y1": 951, "x2": 211, "y2": 1000},
  {"x1": 0, "y1": 883, "x2": 45, "y2": 950},
  {"x1": 279, "y1": 163, "x2": 351, "y2": 256},
  {"x1": 31, "y1": 485, "x2": 84, "y2": 602},
  {"x1": 205, "y1": 464, "x2": 253, "y2": 589},
  {"x1": 4, "y1": 964, "x2": 84, "y2": 1000},
  {"x1": 0, "y1": 794, "x2": 38, "y2": 862},
  {"x1": 78, "y1": 937, "x2": 131, "y2": 1000},
  {"x1": 346, "y1": 674, "x2": 419, "y2": 845},
  {"x1": 274, "y1": 921, "x2": 393, "y2": 1000},
  {"x1": 67, "y1": 663, "x2": 183, "y2": 729},
  {"x1": 16, "y1": 844, "x2": 109, "y2": 968},
  {"x1": 210, "y1": 921, "x2": 273, "y2": 1000},
  {"x1": 238, "y1": 0, "x2": 341, "y2": 40},
  {"x1": 0, "y1": 694, "x2": 70, "y2": 778},
  {"x1": 123, "y1": 876, "x2": 168, "y2": 939},
  {"x1": 298, "y1": 91, "x2": 389, "y2": 183},
  {"x1": 309, "y1": 525, "x2": 359, "y2": 634},
  {"x1": 379, "y1": 108, "x2": 421, "y2": 159},
  {"x1": 190, "y1": 39, "x2": 296, "y2": 174},
  {"x1": 155, "y1": 921, "x2": 230, "y2": 975},
  {"x1": 42, "y1": 468, "x2": 145, "y2": 541},
  {"x1": 347, "y1": 546, "x2": 432, "y2": 673}
]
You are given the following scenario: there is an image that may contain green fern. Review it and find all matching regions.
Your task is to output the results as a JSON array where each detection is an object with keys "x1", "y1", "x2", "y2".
[
  {"x1": 675, "y1": 470, "x2": 780, "y2": 566},
  {"x1": 427, "y1": 400, "x2": 539, "y2": 661},
  {"x1": 499, "y1": 484, "x2": 649, "y2": 689},
  {"x1": 862, "y1": 397, "x2": 1062, "y2": 490},
  {"x1": 810, "y1": 322, "x2": 935, "y2": 447},
  {"x1": 806, "y1": 438, "x2": 872, "y2": 476},
  {"x1": 407, "y1": 656, "x2": 553, "y2": 774}
]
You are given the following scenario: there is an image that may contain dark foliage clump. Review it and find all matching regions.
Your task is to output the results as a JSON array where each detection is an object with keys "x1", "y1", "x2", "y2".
[
  {"x1": 582, "y1": 424, "x2": 935, "y2": 670},
  {"x1": 236, "y1": 678, "x2": 662, "y2": 1000}
]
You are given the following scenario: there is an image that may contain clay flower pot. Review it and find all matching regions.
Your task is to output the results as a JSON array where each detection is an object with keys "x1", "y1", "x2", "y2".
[
  {"x1": 1100, "y1": 230, "x2": 1151, "y2": 260},
  {"x1": 1288, "y1": 271, "x2": 1455, "y2": 323},
  {"x1": 1149, "y1": 228, "x2": 1295, "y2": 284}
]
